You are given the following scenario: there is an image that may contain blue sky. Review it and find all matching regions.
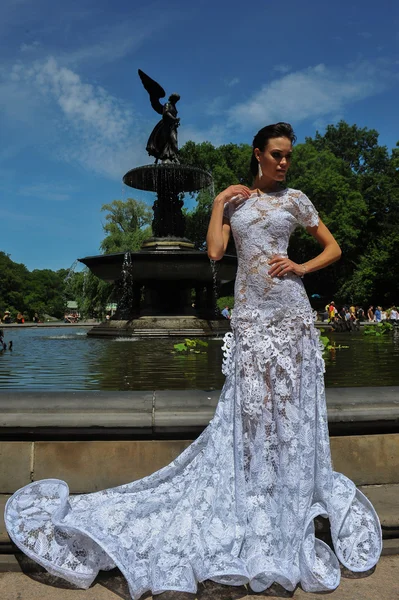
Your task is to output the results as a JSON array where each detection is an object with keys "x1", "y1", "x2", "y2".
[{"x1": 1, "y1": 0, "x2": 398, "y2": 271}]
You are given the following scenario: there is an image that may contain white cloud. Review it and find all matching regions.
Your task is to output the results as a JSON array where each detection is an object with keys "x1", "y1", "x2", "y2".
[
  {"x1": 273, "y1": 64, "x2": 291, "y2": 74},
  {"x1": 7, "y1": 57, "x2": 147, "y2": 178},
  {"x1": 20, "y1": 41, "x2": 41, "y2": 53},
  {"x1": 229, "y1": 61, "x2": 390, "y2": 129},
  {"x1": 18, "y1": 182, "x2": 74, "y2": 202},
  {"x1": 225, "y1": 77, "x2": 240, "y2": 87}
]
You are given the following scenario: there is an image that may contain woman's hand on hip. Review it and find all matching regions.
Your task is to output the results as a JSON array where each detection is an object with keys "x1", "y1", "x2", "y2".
[{"x1": 268, "y1": 255, "x2": 304, "y2": 278}]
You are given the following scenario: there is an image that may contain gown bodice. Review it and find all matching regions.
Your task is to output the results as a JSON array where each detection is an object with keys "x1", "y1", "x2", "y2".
[{"x1": 224, "y1": 187, "x2": 320, "y2": 326}]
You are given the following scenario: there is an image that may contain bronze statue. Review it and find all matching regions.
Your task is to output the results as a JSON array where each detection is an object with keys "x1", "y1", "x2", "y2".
[{"x1": 138, "y1": 69, "x2": 180, "y2": 164}]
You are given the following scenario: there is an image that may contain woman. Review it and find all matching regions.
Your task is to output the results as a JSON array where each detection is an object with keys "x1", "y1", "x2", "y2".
[{"x1": 4, "y1": 123, "x2": 382, "y2": 598}]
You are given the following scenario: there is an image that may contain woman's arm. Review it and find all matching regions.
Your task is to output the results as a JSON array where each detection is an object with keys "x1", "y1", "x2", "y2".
[
  {"x1": 268, "y1": 217, "x2": 342, "y2": 278},
  {"x1": 298, "y1": 218, "x2": 342, "y2": 274},
  {"x1": 206, "y1": 185, "x2": 252, "y2": 261},
  {"x1": 206, "y1": 198, "x2": 231, "y2": 261}
]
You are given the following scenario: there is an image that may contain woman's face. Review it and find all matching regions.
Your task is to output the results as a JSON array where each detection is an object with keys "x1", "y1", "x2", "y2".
[{"x1": 255, "y1": 136, "x2": 293, "y2": 182}]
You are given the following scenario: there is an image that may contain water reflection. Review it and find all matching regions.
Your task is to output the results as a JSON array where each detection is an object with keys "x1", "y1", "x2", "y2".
[
  {"x1": 323, "y1": 328, "x2": 399, "y2": 387},
  {"x1": 0, "y1": 327, "x2": 398, "y2": 390},
  {"x1": 88, "y1": 335, "x2": 224, "y2": 391}
]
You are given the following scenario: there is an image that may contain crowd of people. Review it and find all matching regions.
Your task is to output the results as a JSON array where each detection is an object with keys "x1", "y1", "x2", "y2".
[
  {"x1": 64, "y1": 311, "x2": 80, "y2": 323},
  {"x1": 220, "y1": 302, "x2": 399, "y2": 329},
  {"x1": 0, "y1": 310, "x2": 41, "y2": 324},
  {"x1": 320, "y1": 301, "x2": 399, "y2": 330}
]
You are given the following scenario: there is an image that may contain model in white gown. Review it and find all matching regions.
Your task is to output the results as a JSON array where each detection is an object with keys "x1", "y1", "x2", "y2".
[{"x1": 4, "y1": 187, "x2": 382, "y2": 598}]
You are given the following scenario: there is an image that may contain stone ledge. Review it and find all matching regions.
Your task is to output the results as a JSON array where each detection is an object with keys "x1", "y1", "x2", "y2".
[{"x1": 0, "y1": 388, "x2": 398, "y2": 439}]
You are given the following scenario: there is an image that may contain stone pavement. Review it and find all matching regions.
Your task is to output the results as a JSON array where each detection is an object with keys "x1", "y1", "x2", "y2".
[{"x1": 1, "y1": 554, "x2": 398, "y2": 600}]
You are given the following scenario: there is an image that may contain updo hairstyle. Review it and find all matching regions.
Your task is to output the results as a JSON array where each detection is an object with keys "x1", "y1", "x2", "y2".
[{"x1": 250, "y1": 122, "x2": 297, "y2": 177}]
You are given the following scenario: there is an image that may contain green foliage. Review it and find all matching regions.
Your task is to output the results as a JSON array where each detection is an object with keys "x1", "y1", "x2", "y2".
[
  {"x1": 286, "y1": 141, "x2": 369, "y2": 301},
  {"x1": 172, "y1": 338, "x2": 209, "y2": 353},
  {"x1": 180, "y1": 142, "x2": 252, "y2": 252},
  {"x1": 65, "y1": 269, "x2": 113, "y2": 319},
  {"x1": 100, "y1": 198, "x2": 153, "y2": 253},
  {"x1": 363, "y1": 322, "x2": 393, "y2": 336},
  {"x1": 216, "y1": 296, "x2": 234, "y2": 312},
  {"x1": 319, "y1": 329, "x2": 349, "y2": 355},
  {"x1": 70, "y1": 198, "x2": 153, "y2": 317},
  {"x1": 0, "y1": 252, "x2": 68, "y2": 319}
]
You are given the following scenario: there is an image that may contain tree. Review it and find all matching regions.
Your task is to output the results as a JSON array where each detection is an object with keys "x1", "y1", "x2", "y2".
[
  {"x1": 286, "y1": 142, "x2": 368, "y2": 301},
  {"x1": 66, "y1": 270, "x2": 113, "y2": 319},
  {"x1": 308, "y1": 121, "x2": 399, "y2": 304},
  {"x1": 180, "y1": 141, "x2": 252, "y2": 253},
  {"x1": 0, "y1": 252, "x2": 68, "y2": 319},
  {"x1": 100, "y1": 199, "x2": 153, "y2": 253}
]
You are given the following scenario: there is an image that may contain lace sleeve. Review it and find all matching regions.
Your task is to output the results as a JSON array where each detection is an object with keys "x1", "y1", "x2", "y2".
[{"x1": 294, "y1": 192, "x2": 320, "y2": 229}]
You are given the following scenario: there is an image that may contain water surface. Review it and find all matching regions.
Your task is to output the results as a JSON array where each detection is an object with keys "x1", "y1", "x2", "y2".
[{"x1": 0, "y1": 327, "x2": 398, "y2": 390}]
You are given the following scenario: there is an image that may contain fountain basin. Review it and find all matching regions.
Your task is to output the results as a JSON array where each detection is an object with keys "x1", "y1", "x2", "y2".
[
  {"x1": 79, "y1": 250, "x2": 236, "y2": 323},
  {"x1": 79, "y1": 250, "x2": 237, "y2": 284},
  {"x1": 123, "y1": 164, "x2": 212, "y2": 193}
]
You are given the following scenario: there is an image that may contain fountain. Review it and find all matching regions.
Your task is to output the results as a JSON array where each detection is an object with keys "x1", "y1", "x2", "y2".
[{"x1": 79, "y1": 70, "x2": 237, "y2": 337}]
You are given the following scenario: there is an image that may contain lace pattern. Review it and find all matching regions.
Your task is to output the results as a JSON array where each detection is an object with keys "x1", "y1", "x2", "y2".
[{"x1": 4, "y1": 187, "x2": 382, "y2": 598}]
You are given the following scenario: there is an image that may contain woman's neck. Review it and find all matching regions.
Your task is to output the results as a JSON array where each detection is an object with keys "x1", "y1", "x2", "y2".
[{"x1": 251, "y1": 177, "x2": 283, "y2": 193}]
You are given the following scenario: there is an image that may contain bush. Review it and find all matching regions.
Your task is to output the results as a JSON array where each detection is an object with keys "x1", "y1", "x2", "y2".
[{"x1": 217, "y1": 296, "x2": 234, "y2": 312}]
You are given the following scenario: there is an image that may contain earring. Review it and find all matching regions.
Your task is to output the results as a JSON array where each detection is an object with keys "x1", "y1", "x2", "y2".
[{"x1": 258, "y1": 161, "x2": 263, "y2": 179}]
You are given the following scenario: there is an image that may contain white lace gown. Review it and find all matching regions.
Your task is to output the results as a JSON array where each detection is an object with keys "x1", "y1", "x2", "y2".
[{"x1": 4, "y1": 188, "x2": 382, "y2": 598}]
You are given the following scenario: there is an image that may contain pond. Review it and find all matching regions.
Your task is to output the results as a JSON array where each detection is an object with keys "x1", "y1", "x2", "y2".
[{"x1": 0, "y1": 326, "x2": 398, "y2": 391}]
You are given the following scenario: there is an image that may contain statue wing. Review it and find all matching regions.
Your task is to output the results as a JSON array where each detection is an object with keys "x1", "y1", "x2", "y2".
[{"x1": 138, "y1": 69, "x2": 166, "y2": 115}]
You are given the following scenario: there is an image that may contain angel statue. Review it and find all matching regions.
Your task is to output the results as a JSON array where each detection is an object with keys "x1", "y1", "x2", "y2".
[{"x1": 138, "y1": 69, "x2": 181, "y2": 164}]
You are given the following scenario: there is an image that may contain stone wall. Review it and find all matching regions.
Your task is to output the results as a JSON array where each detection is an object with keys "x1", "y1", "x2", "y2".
[{"x1": 1, "y1": 434, "x2": 398, "y2": 494}]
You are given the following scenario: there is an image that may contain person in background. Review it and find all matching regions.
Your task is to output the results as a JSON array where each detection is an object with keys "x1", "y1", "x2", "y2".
[
  {"x1": 328, "y1": 301, "x2": 335, "y2": 322},
  {"x1": 0, "y1": 329, "x2": 6, "y2": 350},
  {"x1": 16, "y1": 312, "x2": 25, "y2": 324},
  {"x1": 221, "y1": 305, "x2": 231, "y2": 319},
  {"x1": 381, "y1": 309, "x2": 387, "y2": 321},
  {"x1": 3, "y1": 311, "x2": 11, "y2": 324},
  {"x1": 356, "y1": 306, "x2": 365, "y2": 321},
  {"x1": 33, "y1": 313, "x2": 40, "y2": 323},
  {"x1": 367, "y1": 306, "x2": 375, "y2": 322},
  {"x1": 389, "y1": 306, "x2": 398, "y2": 322},
  {"x1": 374, "y1": 306, "x2": 382, "y2": 323},
  {"x1": 344, "y1": 308, "x2": 352, "y2": 330}
]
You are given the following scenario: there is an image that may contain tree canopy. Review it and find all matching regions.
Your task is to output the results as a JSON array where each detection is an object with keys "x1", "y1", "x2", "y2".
[
  {"x1": 100, "y1": 199, "x2": 153, "y2": 254},
  {"x1": 0, "y1": 251, "x2": 67, "y2": 319}
]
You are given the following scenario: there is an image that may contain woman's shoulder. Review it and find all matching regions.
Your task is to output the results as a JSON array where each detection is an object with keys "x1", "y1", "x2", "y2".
[{"x1": 285, "y1": 187, "x2": 306, "y2": 197}]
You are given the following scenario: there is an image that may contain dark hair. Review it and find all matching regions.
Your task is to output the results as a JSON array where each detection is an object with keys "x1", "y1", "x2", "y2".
[{"x1": 250, "y1": 122, "x2": 297, "y2": 176}]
